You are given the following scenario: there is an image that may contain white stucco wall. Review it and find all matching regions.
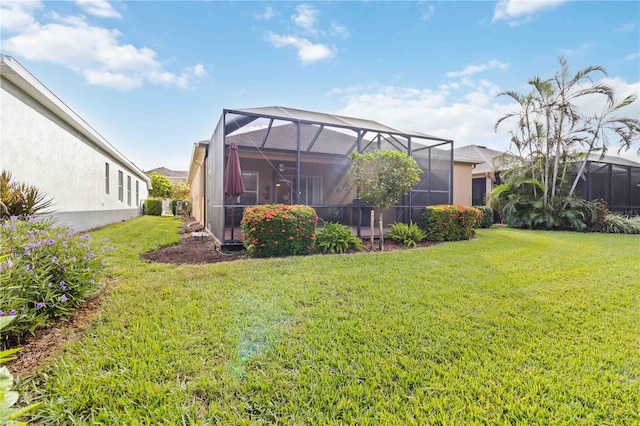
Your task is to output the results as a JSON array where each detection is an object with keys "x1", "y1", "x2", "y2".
[{"x1": 0, "y1": 56, "x2": 150, "y2": 230}]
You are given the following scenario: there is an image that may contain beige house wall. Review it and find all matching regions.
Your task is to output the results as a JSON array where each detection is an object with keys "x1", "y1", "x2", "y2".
[
  {"x1": 189, "y1": 166, "x2": 205, "y2": 225},
  {"x1": 453, "y1": 162, "x2": 474, "y2": 206}
]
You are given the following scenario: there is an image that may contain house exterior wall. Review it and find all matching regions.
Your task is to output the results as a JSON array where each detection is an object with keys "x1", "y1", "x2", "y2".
[
  {"x1": 453, "y1": 162, "x2": 474, "y2": 206},
  {"x1": 189, "y1": 164, "x2": 206, "y2": 224},
  {"x1": 1, "y1": 58, "x2": 149, "y2": 231}
]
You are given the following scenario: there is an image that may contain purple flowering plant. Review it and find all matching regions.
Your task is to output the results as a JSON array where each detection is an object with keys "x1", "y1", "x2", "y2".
[{"x1": 0, "y1": 216, "x2": 112, "y2": 341}]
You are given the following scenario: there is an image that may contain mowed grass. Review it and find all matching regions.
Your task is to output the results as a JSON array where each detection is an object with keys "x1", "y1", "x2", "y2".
[{"x1": 24, "y1": 216, "x2": 640, "y2": 424}]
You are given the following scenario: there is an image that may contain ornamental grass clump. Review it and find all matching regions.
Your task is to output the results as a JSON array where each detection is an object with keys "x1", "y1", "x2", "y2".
[
  {"x1": 422, "y1": 205, "x2": 482, "y2": 242},
  {"x1": 241, "y1": 204, "x2": 317, "y2": 258},
  {"x1": 0, "y1": 216, "x2": 110, "y2": 344}
]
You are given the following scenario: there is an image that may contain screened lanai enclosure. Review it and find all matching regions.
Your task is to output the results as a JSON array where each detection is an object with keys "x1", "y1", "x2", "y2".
[
  {"x1": 573, "y1": 156, "x2": 640, "y2": 216},
  {"x1": 206, "y1": 107, "x2": 453, "y2": 245}
]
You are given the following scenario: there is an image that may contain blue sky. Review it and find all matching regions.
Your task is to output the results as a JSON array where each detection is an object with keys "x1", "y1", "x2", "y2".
[{"x1": 1, "y1": 0, "x2": 639, "y2": 171}]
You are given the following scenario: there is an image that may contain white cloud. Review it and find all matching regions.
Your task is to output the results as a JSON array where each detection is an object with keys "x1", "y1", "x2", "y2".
[
  {"x1": 255, "y1": 5, "x2": 277, "y2": 20},
  {"x1": 422, "y1": 5, "x2": 435, "y2": 21},
  {"x1": 267, "y1": 32, "x2": 334, "y2": 64},
  {"x1": 615, "y1": 22, "x2": 635, "y2": 32},
  {"x1": 623, "y1": 52, "x2": 639, "y2": 62},
  {"x1": 330, "y1": 74, "x2": 640, "y2": 159},
  {"x1": 292, "y1": 4, "x2": 319, "y2": 34},
  {"x1": 330, "y1": 22, "x2": 350, "y2": 39},
  {"x1": 0, "y1": 1, "x2": 42, "y2": 31},
  {"x1": 446, "y1": 60, "x2": 509, "y2": 78},
  {"x1": 493, "y1": 0, "x2": 566, "y2": 25},
  {"x1": 558, "y1": 43, "x2": 594, "y2": 57},
  {"x1": 0, "y1": 7, "x2": 205, "y2": 90},
  {"x1": 331, "y1": 83, "x2": 514, "y2": 150},
  {"x1": 193, "y1": 64, "x2": 206, "y2": 77},
  {"x1": 75, "y1": 0, "x2": 121, "y2": 19}
]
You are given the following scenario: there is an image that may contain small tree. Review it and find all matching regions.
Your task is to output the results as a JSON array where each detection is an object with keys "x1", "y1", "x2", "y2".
[
  {"x1": 148, "y1": 172, "x2": 173, "y2": 199},
  {"x1": 348, "y1": 150, "x2": 421, "y2": 250},
  {"x1": 171, "y1": 181, "x2": 191, "y2": 201}
]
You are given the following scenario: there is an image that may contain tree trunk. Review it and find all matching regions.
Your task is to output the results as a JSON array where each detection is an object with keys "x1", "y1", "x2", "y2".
[
  {"x1": 379, "y1": 210, "x2": 384, "y2": 251},
  {"x1": 369, "y1": 209, "x2": 375, "y2": 251}
]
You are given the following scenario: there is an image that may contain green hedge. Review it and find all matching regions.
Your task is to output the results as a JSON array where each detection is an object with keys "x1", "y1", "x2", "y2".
[
  {"x1": 241, "y1": 204, "x2": 317, "y2": 258},
  {"x1": 472, "y1": 205, "x2": 493, "y2": 228},
  {"x1": 422, "y1": 205, "x2": 482, "y2": 242},
  {"x1": 145, "y1": 199, "x2": 162, "y2": 216}
]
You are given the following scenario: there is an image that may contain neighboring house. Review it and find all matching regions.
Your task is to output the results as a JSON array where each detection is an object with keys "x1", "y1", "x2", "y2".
[
  {"x1": 145, "y1": 166, "x2": 188, "y2": 184},
  {"x1": 454, "y1": 144, "x2": 640, "y2": 213},
  {"x1": 454, "y1": 145, "x2": 516, "y2": 205},
  {"x1": 189, "y1": 106, "x2": 455, "y2": 245},
  {"x1": 0, "y1": 55, "x2": 150, "y2": 231},
  {"x1": 573, "y1": 153, "x2": 640, "y2": 214},
  {"x1": 187, "y1": 141, "x2": 208, "y2": 225}
]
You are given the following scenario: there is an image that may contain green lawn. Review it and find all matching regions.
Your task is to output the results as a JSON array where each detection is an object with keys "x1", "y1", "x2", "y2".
[{"x1": 24, "y1": 216, "x2": 640, "y2": 424}]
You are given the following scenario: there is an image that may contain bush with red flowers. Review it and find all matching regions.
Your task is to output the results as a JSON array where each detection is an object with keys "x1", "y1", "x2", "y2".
[
  {"x1": 421, "y1": 205, "x2": 482, "y2": 242},
  {"x1": 241, "y1": 204, "x2": 317, "y2": 258}
]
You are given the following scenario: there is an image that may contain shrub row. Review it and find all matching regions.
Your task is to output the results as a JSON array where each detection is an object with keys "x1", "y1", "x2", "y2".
[
  {"x1": 145, "y1": 198, "x2": 162, "y2": 216},
  {"x1": 472, "y1": 205, "x2": 494, "y2": 228},
  {"x1": 422, "y1": 205, "x2": 482, "y2": 242},
  {"x1": 0, "y1": 216, "x2": 110, "y2": 342},
  {"x1": 241, "y1": 205, "x2": 317, "y2": 258}
]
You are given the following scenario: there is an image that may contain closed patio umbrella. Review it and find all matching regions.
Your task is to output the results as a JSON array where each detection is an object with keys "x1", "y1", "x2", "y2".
[{"x1": 225, "y1": 141, "x2": 245, "y2": 240}]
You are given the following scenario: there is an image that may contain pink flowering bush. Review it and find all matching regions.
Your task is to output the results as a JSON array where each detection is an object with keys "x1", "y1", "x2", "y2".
[
  {"x1": 421, "y1": 205, "x2": 482, "y2": 242},
  {"x1": 0, "y1": 216, "x2": 111, "y2": 344},
  {"x1": 241, "y1": 204, "x2": 317, "y2": 258}
]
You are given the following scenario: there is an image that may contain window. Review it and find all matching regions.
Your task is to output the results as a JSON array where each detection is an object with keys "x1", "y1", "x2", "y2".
[
  {"x1": 276, "y1": 175, "x2": 322, "y2": 204},
  {"x1": 136, "y1": 181, "x2": 139, "y2": 207},
  {"x1": 237, "y1": 171, "x2": 258, "y2": 205},
  {"x1": 118, "y1": 171, "x2": 123, "y2": 202},
  {"x1": 105, "y1": 163, "x2": 110, "y2": 194},
  {"x1": 127, "y1": 176, "x2": 132, "y2": 206}
]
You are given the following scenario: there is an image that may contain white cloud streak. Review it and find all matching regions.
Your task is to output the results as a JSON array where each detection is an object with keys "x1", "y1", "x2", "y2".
[
  {"x1": 422, "y1": 5, "x2": 435, "y2": 21},
  {"x1": 267, "y1": 32, "x2": 335, "y2": 64},
  {"x1": 0, "y1": 3, "x2": 205, "y2": 90},
  {"x1": 292, "y1": 4, "x2": 319, "y2": 34},
  {"x1": 75, "y1": 0, "x2": 121, "y2": 19},
  {"x1": 446, "y1": 60, "x2": 509, "y2": 78},
  {"x1": 493, "y1": 0, "x2": 566, "y2": 26},
  {"x1": 255, "y1": 5, "x2": 277, "y2": 21}
]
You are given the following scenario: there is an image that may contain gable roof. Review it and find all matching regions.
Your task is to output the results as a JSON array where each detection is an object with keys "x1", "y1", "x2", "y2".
[{"x1": 453, "y1": 145, "x2": 516, "y2": 174}]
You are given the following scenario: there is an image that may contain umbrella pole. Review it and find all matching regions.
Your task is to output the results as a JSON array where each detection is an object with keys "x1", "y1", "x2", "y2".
[{"x1": 230, "y1": 205, "x2": 235, "y2": 240}]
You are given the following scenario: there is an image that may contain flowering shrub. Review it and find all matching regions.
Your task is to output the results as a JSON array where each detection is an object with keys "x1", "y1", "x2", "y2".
[
  {"x1": 0, "y1": 216, "x2": 110, "y2": 343},
  {"x1": 241, "y1": 205, "x2": 317, "y2": 258},
  {"x1": 421, "y1": 205, "x2": 482, "y2": 242}
]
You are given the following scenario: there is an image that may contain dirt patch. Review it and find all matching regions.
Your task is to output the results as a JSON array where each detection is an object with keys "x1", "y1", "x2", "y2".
[
  {"x1": 140, "y1": 219, "x2": 248, "y2": 264},
  {"x1": 6, "y1": 293, "x2": 103, "y2": 380}
]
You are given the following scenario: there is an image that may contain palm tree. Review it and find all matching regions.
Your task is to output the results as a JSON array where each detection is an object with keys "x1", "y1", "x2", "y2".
[
  {"x1": 569, "y1": 94, "x2": 640, "y2": 196},
  {"x1": 548, "y1": 57, "x2": 612, "y2": 202}
]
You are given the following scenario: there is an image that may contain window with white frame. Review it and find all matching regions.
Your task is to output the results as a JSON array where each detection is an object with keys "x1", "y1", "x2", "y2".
[
  {"x1": 118, "y1": 171, "x2": 123, "y2": 202},
  {"x1": 127, "y1": 176, "x2": 132, "y2": 206},
  {"x1": 105, "y1": 163, "x2": 110, "y2": 194},
  {"x1": 136, "y1": 181, "x2": 139, "y2": 206}
]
